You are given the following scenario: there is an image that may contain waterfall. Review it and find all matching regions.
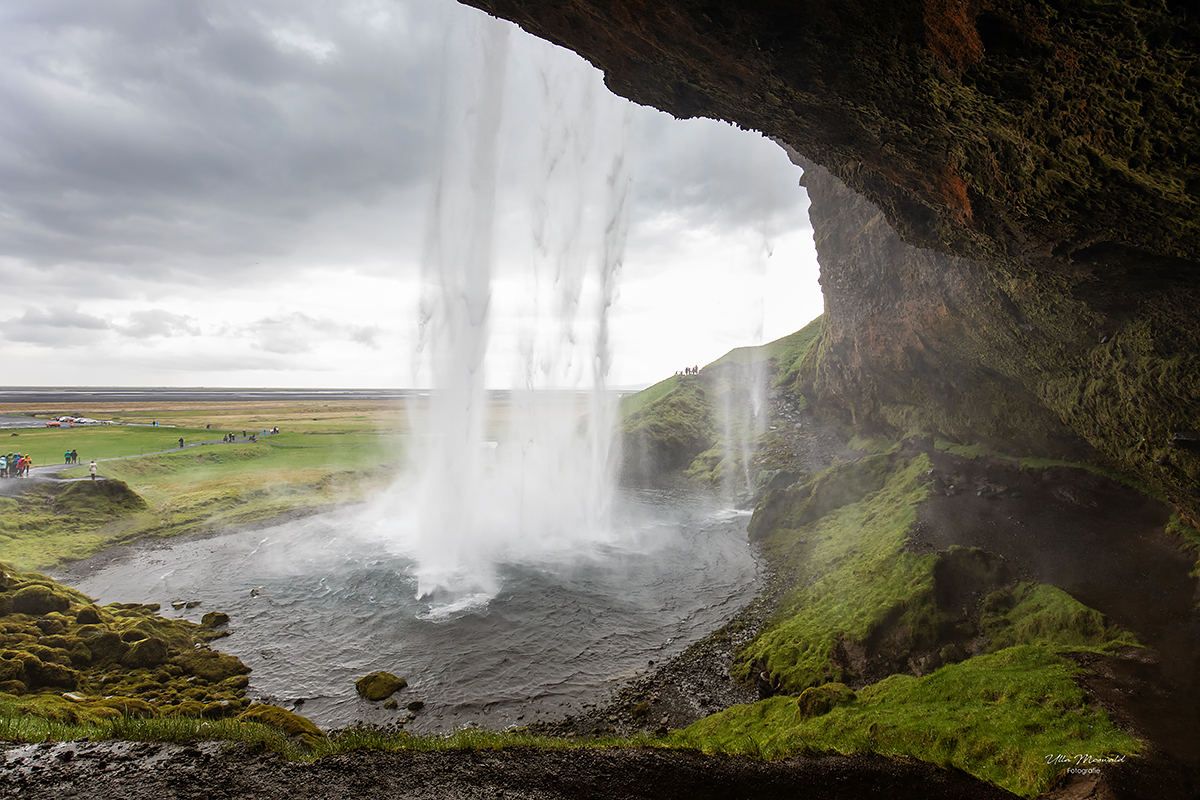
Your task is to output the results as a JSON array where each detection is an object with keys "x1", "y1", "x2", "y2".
[{"x1": 408, "y1": 11, "x2": 632, "y2": 601}]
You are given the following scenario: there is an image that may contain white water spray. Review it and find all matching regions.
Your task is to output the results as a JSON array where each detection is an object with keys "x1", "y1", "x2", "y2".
[{"x1": 408, "y1": 12, "x2": 633, "y2": 600}]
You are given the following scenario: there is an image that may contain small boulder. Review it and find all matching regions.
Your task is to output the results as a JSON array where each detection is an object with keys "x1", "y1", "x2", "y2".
[
  {"x1": 94, "y1": 697, "x2": 156, "y2": 718},
  {"x1": 171, "y1": 648, "x2": 250, "y2": 682},
  {"x1": 74, "y1": 606, "x2": 103, "y2": 625},
  {"x1": 238, "y1": 704, "x2": 324, "y2": 743},
  {"x1": 121, "y1": 637, "x2": 169, "y2": 669},
  {"x1": 200, "y1": 612, "x2": 230, "y2": 629},
  {"x1": 11, "y1": 585, "x2": 70, "y2": 616},
  {"x1": 82, "y1": 631, "x2": 128, "y2": 665},
  {"x1": 355, "y1": 671, "x2": 407, "y2": 701},
  {"x1": 796, "y1": 682, "x2": 856, "y2": 720}
]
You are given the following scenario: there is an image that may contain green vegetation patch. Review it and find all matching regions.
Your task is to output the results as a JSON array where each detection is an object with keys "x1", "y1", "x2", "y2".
[
  {"x1": 0, "y1": 434, "x2": 401, "y2": 572},
  {"x1": 620, "y1": 377, "x2": 716, "y2": 478},
  {"x1": 1167, "y1": 513, "x2": 1200, "y2": 579},
  {"x1": 983, "y1": 583, "x2": 1139, "y2": 653},
  {"x1": 0, "y1": 562, "x2": 258, "y2": 731},
  {"x1": 736, "y1": 454, "x2": 936, "y2": 689},
  {"x1": 671, "y1": 645, "x2": 1140, "y2": 796}
]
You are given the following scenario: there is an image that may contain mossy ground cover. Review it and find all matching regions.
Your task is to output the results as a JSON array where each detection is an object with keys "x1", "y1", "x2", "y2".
[
  {"x1": 737, "y1": 454, "x2": 937, "y2": 689},
  {"x1": 682, "y1": 448, "x2": 1146, "y2": 796},
  {"x1": 622, "y1": 317, "x2": 824, "y2": 489},
  {"x1": 0, "y1": 562, "x2": 255, "y2": 729},
  {"x1": 669, "y1": 646, "x2": 1139, "y2": 796}
]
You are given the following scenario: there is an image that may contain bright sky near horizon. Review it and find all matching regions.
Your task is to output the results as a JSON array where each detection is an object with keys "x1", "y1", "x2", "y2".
[{"x1": 0, "y1": 0, "x2": 824, "y2": 390}]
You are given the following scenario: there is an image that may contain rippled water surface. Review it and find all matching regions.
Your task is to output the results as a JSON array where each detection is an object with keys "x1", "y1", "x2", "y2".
[{"x1": 62, "y1": 487, "x2": 759, "y2": 732}]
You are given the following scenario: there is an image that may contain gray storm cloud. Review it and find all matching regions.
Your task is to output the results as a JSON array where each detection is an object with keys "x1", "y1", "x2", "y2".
[{"x1": 0, "y1": 0, "x2": 819, "y2": 387}]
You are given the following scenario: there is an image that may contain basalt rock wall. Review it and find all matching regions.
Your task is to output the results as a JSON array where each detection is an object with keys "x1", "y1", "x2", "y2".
[{"x1": 459, "y1": 1, "x2": 1200, "y2": 521}]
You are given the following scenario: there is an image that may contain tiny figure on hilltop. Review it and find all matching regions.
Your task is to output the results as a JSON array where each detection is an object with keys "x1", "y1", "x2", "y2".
[{"x1": 89, "y1": 460, "x2": 97, "y2": 481}]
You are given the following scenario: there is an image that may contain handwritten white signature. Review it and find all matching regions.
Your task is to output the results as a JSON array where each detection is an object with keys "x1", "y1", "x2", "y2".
[{"x1": 1045, "y1": 754, "x2": 1128, "y2": 766}]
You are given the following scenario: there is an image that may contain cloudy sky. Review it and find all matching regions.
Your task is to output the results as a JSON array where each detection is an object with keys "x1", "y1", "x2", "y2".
[{"x1": 0, "y1": 0, "x2": 823, "y2": 389}]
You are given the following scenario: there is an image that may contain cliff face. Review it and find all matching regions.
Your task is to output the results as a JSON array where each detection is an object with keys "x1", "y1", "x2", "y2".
[
  {"x1": 460, "y1": 1, "x2": 1200, "y2": 520},
  {"x1": 797, "y1": 155, "x2": 1200, "y2": 520}
]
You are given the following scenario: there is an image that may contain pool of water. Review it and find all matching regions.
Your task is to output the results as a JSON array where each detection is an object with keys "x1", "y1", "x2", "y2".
[{"x1": 60, "y1": 486, "x2": 760, "y2": 732}]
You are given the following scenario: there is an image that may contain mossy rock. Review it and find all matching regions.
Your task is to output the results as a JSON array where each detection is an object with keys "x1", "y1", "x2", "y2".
[
  {"x1": 75, "y1": 606, "x2": 104, "y2": 625},
  {"x1": 82, "y1": 631, "x2": 128, "y2": 664},
  {"x1": 162, "y1": 700, "x2": 205, "y2": 718},
  {"x1": 795, "y1": 682, "x2": 856, "y2": 720},
  {"x1": 93, "y1": 696, "x2": 157, "y2": 718},
  {"x1": 238, "y1": 703, "x2": 324, "y2": 741},
  {"x1": 10, "y1": 585, "x2": 70, "y2": 616},
  {"x1": 53, "y1": 478, "x2": 148, "y2": 517},
  {"x1": 201, "y1": 700, "x2": 238, "y2": 719},
  {"x1": 355, "y1": 671, "x2": 407, "y2": 701},
  {"x1": 27, "y1": 659, "x2": 80, "y2": 691},
  {"x1": 200, "y1": 611, "x2": 230, "y2": 628},
  {"x1": 0, "y1": 656, "x2": 25, "y2": 684},
  {"x1": 0, "y1": 680, "x2": 26, "y2": 695},
  {"x1": 68, "y1": 643, "x2": 93, "y2": 668},
  {"x1": 25, "y1": 644, "x2": 71, "y2": 667},
  {"x1": 171, "y1": 648, "x2": 250, "y2": 682},
  {"x1": 121, "y1": 637, "x2": 169, "y2": 669}
]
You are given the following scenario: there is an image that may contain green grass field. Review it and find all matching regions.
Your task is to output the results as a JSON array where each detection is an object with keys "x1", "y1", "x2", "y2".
[{"x1": 0, "y1": 402, "x2": 407, "y2": 571}]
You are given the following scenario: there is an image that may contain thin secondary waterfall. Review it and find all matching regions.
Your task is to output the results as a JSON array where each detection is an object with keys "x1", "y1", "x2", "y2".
[{"x1": 411, "y1": 11, "x2": 632, "y2": 601}]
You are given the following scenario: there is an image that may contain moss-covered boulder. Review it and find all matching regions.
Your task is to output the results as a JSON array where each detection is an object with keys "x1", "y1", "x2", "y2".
[
  {"x1": 81, "y1": 630, "x2": 128, "y2": 664},
  {"x1": 92, "y1": 696, "x2": 156, "y2": 718},
  {"x1": 0, "y1": 655, "x2": 26, "y2": 684},
  {"x1": 171, "y1": 648, "x2": 250, "y2": 683},
  {"x1": 795, "y1": 682, "x2": 856, "y2": 720},
  {"x1": 75, "y1": 606, "x2": 103, "y2": 625},
  {"x1": 200, "y1": 612, "x2": 230, "y2": 629},
  {"x1": 238, "y1": 703, "x2": 324, "y2": 742},
  {"x1": 10, "y1": 585, "x2": 70, "y2": 616},
  {"x1": 121, "y1": 637, "x2": 169, "y2": 669},
  {"x1": 24, "y1": 657, "x2": 79, "y2": 691},
  {"x1": 355, "y1": 671, "x2": 407, "y2": 701},
  {"x1": 161, "y1": 699, "x2": 205, "y2": 718}
]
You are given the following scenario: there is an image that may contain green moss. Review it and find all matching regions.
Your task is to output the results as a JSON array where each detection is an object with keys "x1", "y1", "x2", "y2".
[
  {"x1": 795, "y1": 682, "x2": 855, "y2": 720},
  {"x1": 984, "y1": 584, "x2": 1138, "y2": 653},
  {"x1": 620, "y1": 377, "x2": 716, "y2": 477},
  {"x1": 1166, "y1": 513, "x2": 1200, "y2": 578},
  {"x1": 237, "y1": 703, "x2": 324, "y2": 742},
  {"x1": 672, "y1": 646, "x2": 1139, "y2": 797},
  {"x1": 171, "y1": 649, "x2": 250, "y2": 683},
  {"x1": 355, "y1": 671, "x2": 407, "y2": 701},
  {"x1": 737, "y1": 455, "x2": 935, "y2": 689}
]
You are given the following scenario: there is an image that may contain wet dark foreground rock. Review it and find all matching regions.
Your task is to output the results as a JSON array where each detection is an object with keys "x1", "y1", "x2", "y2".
[{"x1": 0, "y1": 741, "x2": 1018, "y2": 800}]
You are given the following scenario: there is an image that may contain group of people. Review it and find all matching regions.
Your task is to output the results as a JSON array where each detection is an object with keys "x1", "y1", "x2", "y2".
[
  {"x1": 63, "y1": 449, "x2": 80, "y2": 464},
  {"x1": 0, "y1": 453, "x2": 32, "y2": 478},
  {"x1": 677, "y1": 365, "x2": 700, "y2": 376},
  {"x1": 221, "y1": 427, "x2": 278, "y2": 444}
]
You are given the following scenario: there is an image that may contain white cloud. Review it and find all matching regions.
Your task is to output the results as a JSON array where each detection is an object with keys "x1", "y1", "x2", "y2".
[{"x1": 0, "y1": 0, "x2": 822, "y2": 389}]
